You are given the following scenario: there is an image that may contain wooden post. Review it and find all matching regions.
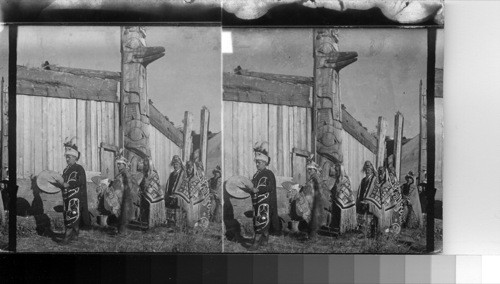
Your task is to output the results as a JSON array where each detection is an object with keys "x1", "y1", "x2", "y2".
[
  {"x1": 183, "y1": 111, "x2": 194, "y2": 162},
  {"x1": 121, "y1": 26, "x2": 166, "y2": 228},
  {"x1": 376, "y1": 116, "x2": 388, "y2": 169},
  {"x1": 199, "y1": 106, "x2": 210, "y2": 172},
  {"x1": 313, "y1": 28, "x2": 357, "y2": 175},
  {"x1": 0, "y1": 77, "x2": 4, "y2": 180},
  {"x1": 393, "y1": 112, "x2": 404, "y2": 180},
  {"x1": 418, "y1": 80, "x2": 427, "y2": 182}
]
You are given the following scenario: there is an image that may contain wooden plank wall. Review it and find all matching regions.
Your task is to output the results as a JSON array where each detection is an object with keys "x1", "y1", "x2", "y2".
[
  {"x1": 223, "y1": 101, "x2": 311, "y2": 180},
  {"x1": 341, "y1": 129, "x2": 377, "y2": 196},
  {"x1": 16, "y1": 95, "x2": 119, "y2": 178},
  {"x1": 149, "y1": 125, "x2": 183, "y2": 188}
]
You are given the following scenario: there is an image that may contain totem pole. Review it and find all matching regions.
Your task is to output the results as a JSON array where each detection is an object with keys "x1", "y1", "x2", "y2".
[
  {"x1": 313, "y1": 29, "x2": 357, "y2": 174},
  {"x1": 313, "y1": 29, "x2": 357, "y2": 227},
  {"x1": 120, "y1": 26, "x2": 166, "y2": 228}
]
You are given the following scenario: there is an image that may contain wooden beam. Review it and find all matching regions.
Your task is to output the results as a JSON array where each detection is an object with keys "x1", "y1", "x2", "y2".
[
  {"x1": 234, "y1": 67, "x2": 314, "y2": 86},
  {"x1": 393, "y1": 112, "x2": 404, "y2": 180},
  {"x1": 100, "y1": 142, "x2": 119, "y2": 153},
  {"x1": 17, "y1": 66, "x2": 119, "y2": 103},
  {"x1": 292, "y1": 147, "x2": 311, "y2": 158},
  {"x1": 199, "y1": 107, "x2": 210, "y2": 171},
  {"x1": 341, "y1": 107, "x2": 378, "y2": 153},
  {"x1": 223, "y1": 73, "x2": 311, "y2": 108},
  {"x1": 45, "y1": 65, "x2": 121, "y2": 81},
  {"x1": 376, "y1": 116, "x2": 388, "y2": 169},
  {"x1": 182, "y1": 111, "x2": 194, "y2": 162},
  {"x1": 149, "y1": 102, "x2": 183, "y2": 148}
]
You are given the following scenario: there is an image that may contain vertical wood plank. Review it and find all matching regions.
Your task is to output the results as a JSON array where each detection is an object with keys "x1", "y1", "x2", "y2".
[
  {"x1": 17, "y1": 95, "x2": 24, "y2": 178},
  {"x1": 90, "y1": 100, "x2": 97, "y2": 172},
  {"x1": 76, "y1": 100, "x2": 86, "y2": 169},
  {"x1": 376, "y1": 116, "x2": 388, "y2": 169},
  {"x1": 394, "y1": 112, "x2": 404, "y2": 181},
  {"x1": 30, "y1": 96, "x2": 38, "y2": 176},
  {"x1": 282, "y1": 105, "x2": 289, "y2": 177},
  {"x1": 233, "y1": 102, "x2": 242, "y2": 176},
  {"x1": 182, "y1": 111, "x2": 194, "y2": 163},
  {"x1": 223, "y1": 101, "x2": 233, "y2": 179},
  {"x1": 41, "y1": 97, "x2": 48, "y2": 172},
  {"x1": 55, "y1": 98, "x2": 63, "y2": 172},
  {"x1": 306, "y1": 106, "x2": 312, "y2": 152},
  {"x1": 114, "y1": 103, "x2": 120, "y2": 148},
  {"x1": 200, "y1": 107, "x2": 210, "y2": 172},
  {"x1": 85, "y1": 100, "x2": 92, "y2": 172},
  {"x1": 240, "y1": 103, "x2": 249, "y2": 177},
  {"x1": 268, "y1": 104, "x2": 278, "y2": 175},
  {"x1": 96, "y1": 102, "x2": 102, "y2": 173},
  {"x1": 276, "y1": 105, "x2": 284, "y2": 177}
]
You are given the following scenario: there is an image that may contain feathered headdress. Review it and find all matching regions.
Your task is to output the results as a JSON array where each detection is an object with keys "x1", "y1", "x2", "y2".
[
  {"x1": 253, "y1": 141, "x2": 270, "y2": 163},
  {"x1": 64, "y1": 136, "x2": 80, "y2": 159}
]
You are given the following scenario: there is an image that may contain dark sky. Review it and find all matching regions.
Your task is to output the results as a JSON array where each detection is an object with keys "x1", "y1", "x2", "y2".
[
  {"x1": 17, "y1": 26, "x2": 221, "y2": 133},
  {"x1": 223, "y1": 28, "x2": 444, "y2": 138}
]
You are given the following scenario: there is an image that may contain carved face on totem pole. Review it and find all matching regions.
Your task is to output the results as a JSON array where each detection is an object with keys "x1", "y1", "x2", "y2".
[{"x1": 121, "y1": 26, "x2": 165, "y2": 173}]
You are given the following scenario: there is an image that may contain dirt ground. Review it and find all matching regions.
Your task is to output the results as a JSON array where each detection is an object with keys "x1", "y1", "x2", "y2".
[{"x1": 223, "y1": 219, "x2": 443, "y2": 254}]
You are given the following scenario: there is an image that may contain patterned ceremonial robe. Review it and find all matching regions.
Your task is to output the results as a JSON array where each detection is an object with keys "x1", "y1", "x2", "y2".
[
  {"x1": 251, "y1": 168, "x2": 280, "y2": 235},
  {"x1": 165, "y1": 169, "x2": 184, "y2": 223},
  {"x1": 61, "y1": 163, "x2": 89, "y2": 229},
  {"x1": 330, "y1": 176, "x2": 357, "y2": 234},
  {"x1": 364, "y1": 174, "x2": 402, "y2": 232}
]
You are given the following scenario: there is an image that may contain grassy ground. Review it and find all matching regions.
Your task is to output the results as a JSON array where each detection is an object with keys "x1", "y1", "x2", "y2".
[
  {"x1": 224, "y1": 218, "x2": 442, "y2": 254},
  {"x1": 13, "y1": 216, "x2": 222, "y2": 253}
]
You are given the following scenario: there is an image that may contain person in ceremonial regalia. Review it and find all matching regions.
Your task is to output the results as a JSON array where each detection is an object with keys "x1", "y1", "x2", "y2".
[
  {"x1": 139, "y1": 157, "x2": 166, "y2": 228},
  {"x1": 54, "y1": 138, "x2": 90, "y2": 244},
  {"x1": 305, "y1": 160, "x2": 324, "y2": 240},
  {"x1": 356, "y1": 160, "x2": 377, "y2": 237},
  {"x1": 165, "y1": 155, "x2": 185, "y2": 227},
  {"x1": 248, "y1": 142, "x2": 280, "y2": 251},
  {"x1": 330, "y1": 163, "x2": 357, "y2": 234},
  {"x1": 401, "y1": 171, "x2": 423, "y2": 229},
  {"x1": 114, "y1": 153, "x2": 140, "y2": 233},
  {"x1": 208, "y1": 165, "x2": 222, "y2": 223},
  {"x1": 363, "y1": 166, "x2": 400, "y2": 235}
]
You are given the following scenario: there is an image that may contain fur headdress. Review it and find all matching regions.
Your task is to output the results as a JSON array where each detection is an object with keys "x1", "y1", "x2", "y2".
[
  {"x1": 253, "y1": 141, "x2": 270, "y2": 163},
  {"x1": 306, "y1": 154, "x2": 320, "y2": 172},
  {"x1": 64, "y1": 136, "x2": 80, "y2": 160},
  {"x1": 115, "y1": 148, "x2": 129, "y2": 167}
]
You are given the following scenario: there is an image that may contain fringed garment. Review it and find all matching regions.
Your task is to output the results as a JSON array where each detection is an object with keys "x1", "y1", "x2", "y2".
[
  {"x1": 356, "y1": 174, "x2": 376, "y2": 235},
  {"x1": 401, "y1": 183, "x2": 423, "y2": 229},
  {"x1": 330, "y1": 176, "x2": 357, "y2": 234},
  {"x1": 364, "y1": 174, "x2": 403, "y2": 234},
  {"x1": 61, "y1": 163, "x2": 90, "y2": 229},
  {"x1": 141, "y1": 169, "x2": 166, "y2": 228},
  {"x1": 209, "y1": 176, "x2": 222, "y2": 223},
  {"x1": 173, "y1": 169, "x2": 212, "y2": 228},
  {"x1": 251, "y1": 168, "x2": 280, "y2": 235},
  {"x1": 165, "y1": 169, "x2": 185, "y2": 225},
  {"x1": 308, "y1": 175, "x2": 325, "y2": 236}
]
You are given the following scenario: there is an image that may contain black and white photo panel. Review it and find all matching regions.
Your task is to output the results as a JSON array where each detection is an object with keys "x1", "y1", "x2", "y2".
[
  {"x1": 13, "y1": 26, "x2": 222, "y2": 252},
  {"x1": 222, "y1": 28, "x2": 444, "y2": 253}
]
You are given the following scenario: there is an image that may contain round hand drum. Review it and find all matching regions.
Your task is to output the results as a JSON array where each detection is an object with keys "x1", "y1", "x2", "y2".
[
  {"x1": 36, "y1": 170, "x2": 64, "y2": 194},
  {"x1": 225, "y1": 176, "x2": 253, "y2": 199}
]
